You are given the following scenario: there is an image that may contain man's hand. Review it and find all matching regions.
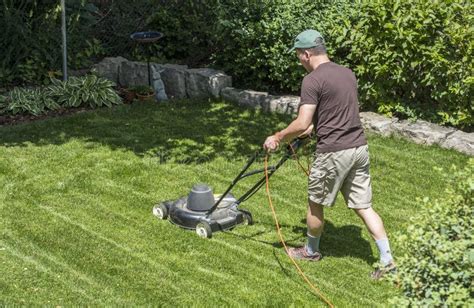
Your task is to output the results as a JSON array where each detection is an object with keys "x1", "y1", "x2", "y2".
[{"x1": 263, "y1": 135, "x2": 281, "y2": 152}]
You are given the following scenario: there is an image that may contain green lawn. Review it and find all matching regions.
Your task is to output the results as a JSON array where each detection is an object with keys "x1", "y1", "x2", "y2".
[{"x1": 0, "y1": 100, "x2": 470, "y2": 306}]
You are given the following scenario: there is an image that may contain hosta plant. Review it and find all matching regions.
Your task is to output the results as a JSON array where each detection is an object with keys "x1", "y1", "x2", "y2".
[
  {"x1": 47, "y1": 75, "x2": 122, "y2": 108},
  {"x1": 5, "y1": 87, "x2": 59, "y2": 116}
]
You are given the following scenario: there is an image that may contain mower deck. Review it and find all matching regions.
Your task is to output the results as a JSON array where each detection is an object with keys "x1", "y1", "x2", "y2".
[{"x1": 152, "y1": 194, "x2": 252, "y2": 238}]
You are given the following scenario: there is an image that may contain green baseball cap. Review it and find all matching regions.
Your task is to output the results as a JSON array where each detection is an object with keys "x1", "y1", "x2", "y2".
[{"x1": 288, "y1": 29, "x2": 325, "y2": 53}]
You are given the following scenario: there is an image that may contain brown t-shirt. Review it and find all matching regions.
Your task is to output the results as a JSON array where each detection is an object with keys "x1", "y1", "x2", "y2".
[{"x1": 300, "y1": 61, "x2": 367, "y2": 153}]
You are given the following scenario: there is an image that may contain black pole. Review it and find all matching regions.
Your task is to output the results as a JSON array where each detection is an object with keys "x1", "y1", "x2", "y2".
[{"x1": 61, "y1": 0, "x2": 68, "y2": 81}]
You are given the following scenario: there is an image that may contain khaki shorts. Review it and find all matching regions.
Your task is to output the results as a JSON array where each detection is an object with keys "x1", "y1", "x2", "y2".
[{"x1": 308, "y1": 145, "x2": 372, "y2": 209}]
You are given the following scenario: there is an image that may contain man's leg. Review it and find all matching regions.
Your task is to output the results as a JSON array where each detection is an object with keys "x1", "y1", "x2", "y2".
[
  {"x1": 354, "y1": 207, "x2": 394, "y2": 269},
  {"x1": 353, "y1": 207, "x2": 386, "y2": 240},
  {"x1": 287, "y1": 199, "x2": 324, "y2": 261},
  {"x1": 306, "y1": 199, "x2": 324, "y2": 254}
]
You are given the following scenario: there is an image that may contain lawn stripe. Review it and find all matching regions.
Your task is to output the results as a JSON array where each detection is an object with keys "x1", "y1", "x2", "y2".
[{"x1": 2, "y1": 243, "x2": 96, "y2": 302}]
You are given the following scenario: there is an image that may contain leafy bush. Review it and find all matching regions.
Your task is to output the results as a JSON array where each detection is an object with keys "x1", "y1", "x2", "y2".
[
  {"x1": 347, "y1": 0, "x2": 473, "y2": 130},
  {"x1": 209, "y1": 0, "x2": 473, "y2": 129},
  {"x1": 47, "y1": 75, "x2": 122, "y2": 108},
  {"x1": 390, "y1": 160, "x2": 474, "y2": 306},
  {"x1": 4, "y1": 88, "x2": 59, "y2": 116},
  {"x1": 0, "y1": 0, "x2": 102, "y2": 85},
  {"x1": 146, "y1": 0, "x2": 220, "y2": 66},
  {"x1": 211, "y1": 0, "x2": 349, "y2": 93}
]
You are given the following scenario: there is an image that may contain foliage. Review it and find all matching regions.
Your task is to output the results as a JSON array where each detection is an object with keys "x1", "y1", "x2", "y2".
[
  {"x1": 209, "y1": 0, "x2": 473, "y2": 129},
  {"x1": 69, "y1": 38, "x2": 106, "y2": 70},
  {"x1": 47, "y1": 75, "x2": 122, "y2": 108},
  {"x1": 130, "y1": 85, "x2": 154, "y2": 96},
  {"x1": 1, "y1": 75, "x2": 121, "y2": 116},
  {"x1": 0, "y1": 0, "x2": 61, "y2": 85},
  {"x1": 3, "y1": 87, "x2": 59, "y2": 116},
  {"x1": 211, "y1": 0, "x2": 350, "y2": 93},
  {"x1": 1, "y1": 0, "x2": 472, "y2": 129},
  {"x1": 347, "y1": 0, "x2": 474, "y2": 130},
  {"x1": 390, "y1": 160, "x2": 474, "y2": 306},
  {"x1": 146, "y1": 0, "x2": 220, "y2": 66},
  {"x1": 0, "y1": 0, "x2": 101, "y2": 85}
]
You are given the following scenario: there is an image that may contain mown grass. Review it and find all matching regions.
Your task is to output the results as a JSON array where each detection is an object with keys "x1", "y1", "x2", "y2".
[{"x1": 0, "y1": 100, "x2": 470, "y2": 306}]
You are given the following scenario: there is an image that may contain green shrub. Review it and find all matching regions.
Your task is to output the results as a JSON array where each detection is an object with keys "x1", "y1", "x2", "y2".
[
  {"x1": 47, "y1": 75, "x2": 122, "y2": 108},
  {"x1": 211, "y1": 0, "x2": 350, "y2": 93},
  {"x1": 347, "y1": 0, "x2": 473, "y2": 130},
  {"x1": 4, "y1": 88, "x2": 59, "y2": 116},
  {"x1": 0, "y1": 0, "x2": 102, "y2": 85},
  {"x1": 209, "y1": 0, "x2": 473, "y2": 130},
  {"x1": 390, "y1": 159, "x2": 474, "y2": 306},
  {"x1": 146, "y1": 0, "x2": 220, "y2": 65}
]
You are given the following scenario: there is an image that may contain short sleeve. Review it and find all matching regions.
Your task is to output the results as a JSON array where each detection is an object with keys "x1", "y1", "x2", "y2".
[{"x1": 300, "y1": 75, "x2": 320, "y2": 107}]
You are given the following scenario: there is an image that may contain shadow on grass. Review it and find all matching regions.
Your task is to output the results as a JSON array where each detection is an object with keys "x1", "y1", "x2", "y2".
[
  {"x1": 224, "y1": 218, "x2": 376, "y2": 265},
  {"x1": 0, "y1": 99, "x2": 298, "y2": 162}
]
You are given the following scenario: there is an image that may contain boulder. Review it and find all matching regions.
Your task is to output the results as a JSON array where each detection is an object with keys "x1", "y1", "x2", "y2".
[
  {"x1": 159, "y1": 64, "x2": 188, "y2": 99},
  {"x1": 185, "y1": 68, "x2": 232, "y2": 99},
  {"x1": 221, "y1": 87, "x2": 299, "y2": 114},
  {"x1": 92, "y1": 56, "x2": 128, "y2": 84},
  {"x1": 263, "y1": 96, "x2": 300, "y2": 114},
  {"x1": 239, "y1": 90, "x2": 269, "y2": 108},
  {"x1": 392, "y1": 120, "x2": 456, "y2": 145},
  {"x1": 359, "y1": 112, "x2": 397, "y2": 137},
  {"x1": 119, "y1": 61, "x2": 149, "y2": 87},
  {"x1": 221, "y1": 87, "x2": 243, "y2": 105},
  {"x1": 440, "y1": 131, "x2": 474, "y2": 156}
]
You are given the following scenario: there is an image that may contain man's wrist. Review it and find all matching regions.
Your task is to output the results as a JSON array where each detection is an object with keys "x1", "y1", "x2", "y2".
[{"x1": 274, "y1": 131, "x2": 285, "y2": 142}]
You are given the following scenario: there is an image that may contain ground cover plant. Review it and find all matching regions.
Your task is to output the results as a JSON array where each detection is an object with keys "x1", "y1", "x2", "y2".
[
  {"x1": 0, "y1": 100, "x2": 470, "y2": 306},
  {"x1": 0, "y1": 75, "x2": 121, "y2": 121}
]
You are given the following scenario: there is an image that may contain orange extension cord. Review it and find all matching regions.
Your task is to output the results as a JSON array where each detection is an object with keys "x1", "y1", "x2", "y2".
[{"x1": 264, "y1": 152, "x2": 334, "y2": 308}]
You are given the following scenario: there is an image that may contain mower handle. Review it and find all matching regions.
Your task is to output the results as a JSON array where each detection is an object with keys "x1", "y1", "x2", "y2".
[{"x1": 207, "y1": 136, "x2": 310, "y2": 213}]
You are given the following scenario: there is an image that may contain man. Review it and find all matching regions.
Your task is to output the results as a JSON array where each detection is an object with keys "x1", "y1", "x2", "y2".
[{"x1": 263, "y1": 29, "x2": 395, "y2": 279}]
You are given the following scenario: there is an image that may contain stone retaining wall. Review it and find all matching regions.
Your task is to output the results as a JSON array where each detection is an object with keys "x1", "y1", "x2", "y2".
[{"x1": 93, "y1": 57, "x2": 473, "y2": 156}]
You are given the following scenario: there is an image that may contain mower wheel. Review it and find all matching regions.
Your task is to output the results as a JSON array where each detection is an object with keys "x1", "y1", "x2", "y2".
[
  {"x1": 196, "y1": 222, "x2": 212, "y2": 239},
  {"x1": 152, "y1": 203, "x2": 169, "y2": 220},
  {"x1": 241, "y1": 210, "x2": 254, "y2": 226}
]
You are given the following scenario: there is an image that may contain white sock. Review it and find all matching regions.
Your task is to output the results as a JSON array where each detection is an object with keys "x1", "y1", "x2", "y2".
[
  {"x1": 375, "y1": 238, "x2": 393, "y2": 266},
  {"x1": 306, "y1": 232, "x2": 321, "y2": 255}
]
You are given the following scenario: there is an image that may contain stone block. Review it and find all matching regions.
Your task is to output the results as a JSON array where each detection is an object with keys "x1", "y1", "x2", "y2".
[
  {"x1": 185, "y1": 68, "x2": 232, "y2": 99},
  {"x1": 359, "y1": 112, "x2": 397, "y2": 136},
  {"x1": 441, "y1": 130, "x2": 474, "y2": 156},
  {"x1": 392, "y1": 120, "x2": 456, "y2": 145},
  {"x1": 92, "y1": 56, "x2": 128, "y2": 84},
  {"x1": 159, "y1": 64, "x2": 188, "y2": 99},
  {"x1": 119, "y1": 61, "x2": 149, "y2": 87}
]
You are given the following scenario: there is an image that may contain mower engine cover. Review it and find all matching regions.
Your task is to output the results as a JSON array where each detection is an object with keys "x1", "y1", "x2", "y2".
[{"x1": 187, "y1": 184, "x2": 214, "y2": 211}]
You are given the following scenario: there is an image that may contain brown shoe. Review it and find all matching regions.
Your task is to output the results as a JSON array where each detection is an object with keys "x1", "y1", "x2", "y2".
[
  {"x1": 371, "y1": 262, "x2": 397, "y2": 280},
  {"x1": 287, "y1": 246, "x2": 322, "y2": 261}
]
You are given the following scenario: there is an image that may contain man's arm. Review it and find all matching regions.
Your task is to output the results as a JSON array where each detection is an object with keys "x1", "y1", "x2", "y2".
[{"x1": 263, "y1": 104, "x2": 316, "y2": 151}]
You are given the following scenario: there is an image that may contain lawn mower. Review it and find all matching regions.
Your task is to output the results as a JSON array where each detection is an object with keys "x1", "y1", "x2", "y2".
[{"x1": 152, "y1": 136, "x2": 309, "y2": 238}]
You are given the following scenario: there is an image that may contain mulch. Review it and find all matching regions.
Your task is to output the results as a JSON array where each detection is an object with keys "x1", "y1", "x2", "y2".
[{"x1": 0, "y1": 107, "x2": 94, "y2": 126}]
